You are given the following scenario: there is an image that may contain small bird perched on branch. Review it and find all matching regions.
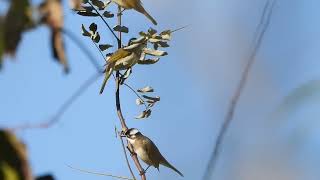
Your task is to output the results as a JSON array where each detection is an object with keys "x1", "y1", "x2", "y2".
[
  {"x1": 110, "y1": 0, "x2": 158, "y2": 25},
  {"x1": 125, "y1": 128, "x2": 184, "y2": 177},
  {"x1": 99, "y1": 38, "x2": 146, "y2": 94}
]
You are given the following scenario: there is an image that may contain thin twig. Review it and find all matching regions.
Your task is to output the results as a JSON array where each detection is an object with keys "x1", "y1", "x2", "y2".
[
  {"x1": 120, "y1": 136, "x2": 137, "y2": 180},
  {"x1": 171, "y1": 25, "x2": 189, "y2": 33},
  {"x1": 62, "y1": 28, "x2": 103, "y2": 72},
  {"x1": 91, "y1": 40, "x2": 107, "y2": 62},
  {"x1": 88, "y1": 1, "x2": 120, "y2": 43},
  {"x1": 10, "y1": 72, "x2": 102, "y2": 131},
  {"x1": 123, "y1": 83, "x2": 148, "y2": 109},
  {"x1": 67, "y1": 165, "x2": 134, "y2": 180},
  {"x1": 202, "y1": 0, "x2": 277, "y2": 179},
  {"x1": 114, "y1": 6, "x2": 146, "y2": 180}
]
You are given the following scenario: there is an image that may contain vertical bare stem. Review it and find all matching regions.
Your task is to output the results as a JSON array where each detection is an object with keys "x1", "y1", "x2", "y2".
[
  {"x1": 115, "y1": 6, "x2": 146, "y2": 180},
  {"x1": 202, "y1": 0, "x2": 276, "y2": 179}
]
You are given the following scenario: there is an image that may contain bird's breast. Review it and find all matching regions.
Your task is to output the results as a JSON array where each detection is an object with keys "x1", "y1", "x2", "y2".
[{"x1": 135, "y1": 146, "x2": 152, "y2": 165}]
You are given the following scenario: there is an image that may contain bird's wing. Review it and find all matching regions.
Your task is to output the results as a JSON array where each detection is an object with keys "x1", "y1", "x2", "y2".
[
  {"x1": 108, "y1": 48, "x2": 132, "y2": 64},
  {"x1": 127, "y1": 0, "x2": 142, "y2": 9},
  {"x1": 143, "y1": 137, "x2": 161, "y2": 168},
  {"x1": 99, "y1": 65, "x2": 113, "y2": 94}
]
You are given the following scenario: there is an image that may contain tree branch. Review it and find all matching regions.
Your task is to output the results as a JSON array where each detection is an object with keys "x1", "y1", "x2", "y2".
[
  {"x1": 88, "y1": 1, "x2": 120, "y2": 43},
  {"x1": 202, "y1": 0, "x2": 277, "y2": 179},
  {"x1": 114, "y1": 6, "x2": 146, "y2": 180},
  {"x1": 120, "y1": 135, "x2": 137, "y2": 180},
  {"x1": 68, "y1": 165, "x2": 134, "y2": 180}
]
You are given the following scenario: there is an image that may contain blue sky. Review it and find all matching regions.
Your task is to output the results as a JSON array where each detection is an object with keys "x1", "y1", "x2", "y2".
[{"x1": 1, "y1": 0, "x2": 320, "y2": 180}]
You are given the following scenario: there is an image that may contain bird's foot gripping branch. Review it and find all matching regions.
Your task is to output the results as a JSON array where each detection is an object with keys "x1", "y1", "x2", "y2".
[{"x1": 76, "y1": 0, "x2": 185, "y2": 179}]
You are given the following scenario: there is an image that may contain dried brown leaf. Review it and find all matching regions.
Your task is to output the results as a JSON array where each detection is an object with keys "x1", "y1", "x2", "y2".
[
  {"x1": 142, "y1": 95, "x2": 160, "y2": 102},
  {"x1": 135, "y1": 109, "x2": 151, "y2": 119},
  {"x1": 52, "y1": 30, "x2": 69, "y2": 73},
  {"x1": 137, "y1": 86, "x2": 154, "y2": 93},
  {"x1": 143, "y1": 48, "x2": 168, "y2": 56},
  {"x1": 138, "y1": 58, "x2": 160, "y2": 65}
]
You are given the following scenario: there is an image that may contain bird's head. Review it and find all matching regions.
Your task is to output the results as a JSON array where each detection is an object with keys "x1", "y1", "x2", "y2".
[{"x1": 125, "y1": 128, "x2": 141, "y2": 140}]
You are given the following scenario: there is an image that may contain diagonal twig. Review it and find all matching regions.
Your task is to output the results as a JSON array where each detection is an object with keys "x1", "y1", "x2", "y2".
[
  {"x1": 67, "y1": 165, "x2": 134, "y2": 180},
  {"x1": 113, "y1": 6, "x2": 146, "y2": 180},
  {"x1": 88, "y1": 1, "x2": 120, "y2": 44},
  {"x1": 9, "y1": 72, "x2": 102, "y2": 131},
  {"x1": 202, "y1": 0, "x2": 277, "y2": 179}
]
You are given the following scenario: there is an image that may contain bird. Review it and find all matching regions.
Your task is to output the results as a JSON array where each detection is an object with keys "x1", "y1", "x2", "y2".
[
  {"x1": 99, "y1": 39, "x2": 145, "y2": 94},
  {"x1": 110, "y1": 0, "x2": 157, "y2": 25},
  {"x1": 125, "y1": 128, "x2": 184, "y2": 177}
]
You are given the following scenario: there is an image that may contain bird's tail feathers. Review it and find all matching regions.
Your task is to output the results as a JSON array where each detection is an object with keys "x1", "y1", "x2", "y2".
[
  {"x1": 136, "y1": 5, "x2": 157, "y2": 25},
  {"x1": 99, "y1": 65, "x2": 113, "y2": 94},
  {"x1": 161, "y1": 159, "x2": 184, "y2": 177},
  {"x1": 144, "y1": 11, "x2": 157, "y2": 25}
]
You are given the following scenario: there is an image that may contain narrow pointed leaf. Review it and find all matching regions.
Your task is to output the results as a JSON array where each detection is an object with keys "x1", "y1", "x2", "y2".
[
  {"x1": 135, "y1": 109, "x2": 151, "y2": 119},
  {"x1": 143, "y1": 48, "x2": 168, "y2": 56},
  {"x1": 89, "y1": 23, "x2": 97, "y2": 33},
  {"x1": 99, "y1": 44, "x2": 113, "y2": 51},
  {"x1": 81, "y1": 24, "x2": 91, "y2": 37},
  {"x1": 142, "y1": 95, "x2": 160, "y2": 102},
  {"x1": 103, "y1": 11, "x2": 114, "y2": 18},
  {"x1": 138, "y1": 58, "x2": 160, "y2": 65},
  {"x1": 113, "y1": 25, "x2": 129, "y2": 33},
  {"x1": 137, "y1": 86, "x2": 154, "y2": 93},
  {"x1": 148, "y1": 28, "x2": 157, "y2": 35},
  {"x1": 77, "y1": 11, "x2": 98, "y2": 16},
  {"x1": 160, "y1": 30, "x2": 172, "y2": 40},
  {"x1": 92, "y1": 32, "x2": 100, "y2": 43},
  {"x1": 91, "y1": 0, "x2": 105, "y2": 10}
]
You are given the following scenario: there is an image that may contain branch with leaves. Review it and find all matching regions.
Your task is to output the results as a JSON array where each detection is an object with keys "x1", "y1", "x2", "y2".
[{"x1": 75, "y1": 0, "x2": 183, "y2": 179}]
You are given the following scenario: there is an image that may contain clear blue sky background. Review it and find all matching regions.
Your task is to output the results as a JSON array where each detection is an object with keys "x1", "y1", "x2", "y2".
[{"x1": 1, "y1": 0, "x2": 320, "y2": 180}]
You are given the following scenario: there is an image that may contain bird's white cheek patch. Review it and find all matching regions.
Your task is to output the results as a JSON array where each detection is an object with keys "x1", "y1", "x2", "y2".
[{"x1": 127, "y1": 138, "x2": 135, "y2": 144}]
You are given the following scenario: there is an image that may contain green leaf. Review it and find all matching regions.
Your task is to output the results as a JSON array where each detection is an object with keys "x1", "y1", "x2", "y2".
[
  {"x1": 113, "y1": 25, "x2": 129, "y2": 33},
  {"x1": 91, "y1": 0, "x2": 105, "y2": 10},
  {"x1": 143, "y1": 48, "x2": 168, "y2": 56},
  {"x1": 79, "y1": 6, "x2": 94, "y2": 11},
  {"x1": 137, "y1": 86, "x2": 154, "y2": 93},
  {"x1": 148, "y1": 28, "x2": 157, "y2": 35},
  {"x1": 35, "y1": 174, "x2": 55, "y2": 180},
  {"x1": 81, "y1": 24, "x2": 91, "y2": 37},
  {"x1": 103, "y1": 11, "x2": 114, "y2": 18},
  {"x1": 142, "y1": 95, "x2": 160, "y2": 102},
  {"x1": 138, "y1": 58, "x2": 160, "y2": 65},
  {"x1": 139, "y1": 31, "x2": 147, "y2": 37},
  {"x1": 77, "y1": 11, "x2": 99, "y2": 16},
  {"x1": 135, "y1": 109, "x2": 151, "y2": 119},
  {"x1": 89, "y1": 23, "x2": 97, "y2": 33},
  {"x1": 99, "y1": 44, "x2": 113, "y2": 51},
  {"x1": 160, "y1": 30, "x2": 172, "y2": 40},
  {"x1": 92, "y1": 32, "x2": 100, "y2": 43}
]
